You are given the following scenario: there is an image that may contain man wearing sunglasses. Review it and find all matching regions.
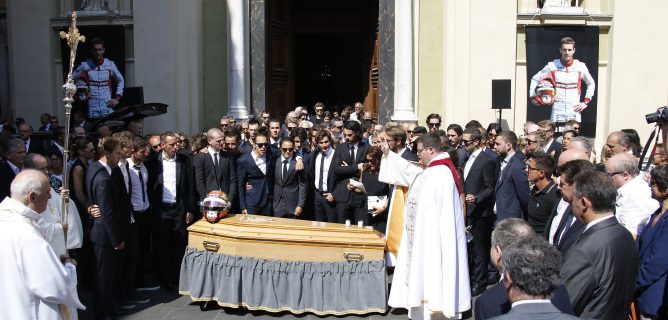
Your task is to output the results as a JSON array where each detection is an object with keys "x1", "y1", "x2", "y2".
[
  {"x1": 426, "y1": 113, "x2": 442, "y2": 133},
  {"x1": 272, "y1": 137, "x2": 306, "y2": 218},
  {"x1": 237, "y1": 127, "x2": 278, "y2": 216}
]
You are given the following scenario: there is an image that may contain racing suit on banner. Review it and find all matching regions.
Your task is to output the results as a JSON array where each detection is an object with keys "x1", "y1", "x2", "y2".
[
  {"x1": 530, "y1": 59, "x2": 595, "y2": 123},
  {"x1": 73, "y1": 58, "x2": 125, "y2": 120}
]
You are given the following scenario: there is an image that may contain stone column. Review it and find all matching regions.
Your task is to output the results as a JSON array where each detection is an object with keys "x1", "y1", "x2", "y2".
[
  {"x1": 377, "y1": 0, "x2": 395, "y2": 124},
  {"x1": 227, "y1": 0, "x2": 250, "y2": 120},
  {"x1": 391, "y1": 0, "x2": 417, "y2": 122}
]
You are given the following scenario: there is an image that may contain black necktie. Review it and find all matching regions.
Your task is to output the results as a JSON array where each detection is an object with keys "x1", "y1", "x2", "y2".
[
  {"x1": 349, "y1": 145, "x2": 355, "y2": 164},
  {"x1": 556, "y1": 212, "x2": 575, "y2": 247},
  {"x1": 318, "y1": 152, "x2": 326, "y2": 192},
  {"x1": 214, "y1": 152, "x2": 219, "y2": 169},
  {"x1": 282, "y1": 159, "x2": 289, "y2": 182},
  {"x1": 134, "y1": 165, "x2": 146, "y2": 204}
]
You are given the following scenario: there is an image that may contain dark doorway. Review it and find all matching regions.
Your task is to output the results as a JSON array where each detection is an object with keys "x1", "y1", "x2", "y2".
[{"x1": 266, "y1": 0, "x2": 378, "y2": 118}]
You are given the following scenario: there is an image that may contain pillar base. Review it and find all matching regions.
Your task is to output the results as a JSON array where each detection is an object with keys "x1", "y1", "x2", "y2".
[
  {"x1": 391, "y1": 109, "x2": 418, "y2": 122},
  {"x1": 229, "y1": 106, "x2": 250, "y2": 121}
]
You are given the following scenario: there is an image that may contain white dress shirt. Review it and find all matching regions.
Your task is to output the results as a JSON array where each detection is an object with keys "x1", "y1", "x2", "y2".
[
  {"x1": 584, "y1": 214, "x2": 615, "y2": 233},
  {"x1": 463, "y1": 149, "x2": 482, "y2": 180},
  {"x1": 251, "y1": 150, "x2": 267, "y2": 175},
  {"x1": 548, "y1": 198, "x2": 570, "y2": 245},
  {"x1": 7, "y1": 160, "x2": 20, "y2": 175},
  {"x1": 126, "y1": 158, "x2": 149, "y2": 211},
  {"x1": 616, "y1": 174, "x2": 659, "y2": 235},
  {"x1": 314, "y1": 148, "x2": 334, "y2": 192},
  {"x1": 162, "y1": 155, "x2": 177, "y2": 203}
]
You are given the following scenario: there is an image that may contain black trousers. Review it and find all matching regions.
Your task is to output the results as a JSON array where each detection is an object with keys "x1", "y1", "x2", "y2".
[
  {"x1": 314, "y1": 192, "x2": 337, "y2": 222},
  {"x1": 135, "y1": 209, "x2": 156, "y2": 285},
  {"x1": 468, "y1": 214, "x2": 494, "y2": 285},
  {"x1": 123, "y1": 221, "x2": 139, "y2": 297},
  {"x1": 93, "y1": 244, "x2": 117, "y2": 318},
  {"x1": 336, "y1": 200, "x2": 367, "y2": 225},
  {"x1": 156, "y1": 205, "x2": 187, "y2": 287}
]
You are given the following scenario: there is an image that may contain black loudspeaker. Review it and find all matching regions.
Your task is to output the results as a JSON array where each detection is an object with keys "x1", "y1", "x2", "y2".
[{"x1": 491, "y1": 79, "x2": 511, "y2": 110}]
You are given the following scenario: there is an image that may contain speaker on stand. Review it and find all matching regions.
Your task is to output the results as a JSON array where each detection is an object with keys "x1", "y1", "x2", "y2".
[{"x1": 491, "y1": 79, "x2": 511, "y2": 126}]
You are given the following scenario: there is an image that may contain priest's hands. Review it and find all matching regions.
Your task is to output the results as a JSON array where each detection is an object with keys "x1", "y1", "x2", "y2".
[{"x1": 59, "y1": 188, "x2": 70, "y2": 202}]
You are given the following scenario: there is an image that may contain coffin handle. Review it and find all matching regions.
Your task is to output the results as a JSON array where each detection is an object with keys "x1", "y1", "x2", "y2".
[
  {"x1": 344, "y1": 252, "x2": 364, "y2": 262},
  {"x1": 203, "y1": 241, "x2": 220, "y2": 252}
]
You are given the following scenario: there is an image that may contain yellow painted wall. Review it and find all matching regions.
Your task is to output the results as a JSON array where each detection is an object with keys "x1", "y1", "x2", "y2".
[{"x1": 417, "y1": 0, "x2": 444, "y2": 125}]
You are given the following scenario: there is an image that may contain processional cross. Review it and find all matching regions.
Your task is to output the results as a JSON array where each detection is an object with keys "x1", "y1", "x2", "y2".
[{"x1": 58, "y1": 12, "x2": 85, "y2": 245}]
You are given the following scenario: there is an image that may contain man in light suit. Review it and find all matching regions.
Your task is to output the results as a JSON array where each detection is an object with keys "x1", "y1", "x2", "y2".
[
  {"x1": 560, "y1": 171, "x2": 637, "y2": 320},
  {"x1": 489, "y1": 236, "x2": 578, "y2": 320},
  {"x1": 272, "y1": 137, "x2": 306, "y2": 218},
  {"x1": 237, "y1": 127, "x2": 277, "y2": 216},
  {"x1": 332, "y1": 121, "x2": 370, "y2": 224},
  {"x1": 193, "y1": 128, "x2": 237, "y2": 204},
  {"x1": 462, "y1": 128, "x2": 497, "y2": 296},
  {"x1": 493, "y1": 131, "x2": 529, "y2": 221}
]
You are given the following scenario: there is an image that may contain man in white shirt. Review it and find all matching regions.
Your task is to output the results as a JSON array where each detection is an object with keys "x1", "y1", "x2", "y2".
[
  {"x1": 606, "y1": 153, "x2": 659, "y2": 237},
  {"x1": 0, "y1": 170, "x2": 85, "y2": 319},
  {"x1": 310, "y1": 131, "x2": 337, "y2": 222}
]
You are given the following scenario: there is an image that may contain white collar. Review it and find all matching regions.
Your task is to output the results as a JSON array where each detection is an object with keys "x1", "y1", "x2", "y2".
[
  {"x1": 208, "y1": 148, "x2": 221, "y2": 156},
  {"x1": 0, "y1": 197, "x2": 43, "y2": 220},
  {"x1": 469, "y1": 148, "x2": 482, "y2": 158},
  {"x1": 511, "y1": 299, "x2": 552, "y2": 308},
  {"x1": 281, "y1": 155, "x2": 292, "y2": 162},
  {"x1": 161, "y1": 152, "x2": 176, "y2": 162},
  {"x1": 99, "y1": 160, "x2": 112, "y2": 174},
  {"x1": 251, "y1": 150, "x2": 265, "y2": 162},
  {"x1": 503, "y1": 151, "x2": 515, "y2": 163},
  {"x1": 584, "y1": 214, "x2": 615, "y2": 232},
  {"x1": 427, "y1": 152, "x2": 450, "y2": 165}
]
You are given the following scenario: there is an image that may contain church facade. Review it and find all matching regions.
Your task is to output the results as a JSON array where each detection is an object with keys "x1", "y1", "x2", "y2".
[{"x1": 1, "y1": 0, "x2": 667, "y2": 151}]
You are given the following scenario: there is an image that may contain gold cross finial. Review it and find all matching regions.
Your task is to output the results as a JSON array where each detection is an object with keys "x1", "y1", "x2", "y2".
[{"x1": 60, "y1": 12, "x2": 86, "y2": 78}]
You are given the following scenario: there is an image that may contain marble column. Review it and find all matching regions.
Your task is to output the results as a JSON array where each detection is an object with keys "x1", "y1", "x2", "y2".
[
  {"x1": 249, "y1": 0, "x2": 266, "y2": 115},
  {"x1": 391, "y1": 0, "x2": 417, "y2": 122},
  {"x1": 227, "y1": 0, "x2": 250, "y2": 120},
  {"x1": 377, "y1": 0, "x2": 395, "y2": 124}
]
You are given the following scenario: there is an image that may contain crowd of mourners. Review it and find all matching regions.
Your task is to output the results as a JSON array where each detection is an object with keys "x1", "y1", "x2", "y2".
[{"x1": 0, "y1": 100, "x2": 666, "y2": 320}]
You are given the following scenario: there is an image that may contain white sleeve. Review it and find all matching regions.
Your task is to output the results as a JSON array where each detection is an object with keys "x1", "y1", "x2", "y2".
[
  {"x1": 529, "y1": 62, "x2": 555, "y2": 97},
  {"x1": 580, "y1": 63, "x2": 596, "y2": 99},
  {"x1": 379, "y1": 151, "x2": 423, "y2": 187}
]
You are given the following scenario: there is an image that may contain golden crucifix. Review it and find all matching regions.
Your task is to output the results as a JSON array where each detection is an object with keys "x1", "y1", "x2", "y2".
[{"x1": 58, "y1": 12, "x2": 85, "y2": 246}]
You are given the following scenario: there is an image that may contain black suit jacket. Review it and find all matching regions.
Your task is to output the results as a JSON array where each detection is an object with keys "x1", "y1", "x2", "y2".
[
  {"x1": 474, "y1": 281, "x2": 573, "y2": 320},
  {"x1": 0, "y1": 158, "x2": 16, "y2": 202},
  {"x1": 545, "y1": 139, "x2": 563, "y2": 160},
  {"x1": 495, "y1": 152, "x2": 530, "y2": 221},
  {"x1": 273, "y1": 157, "x2": 307, "y2": 217},
  {"x1": 553, "y1": 206, "x2": 585, "y2": 255},
  {"x1": 464, "y1": 151, "x2": 497, "y2": 220},
  {"x1": 332, "y1": 140, "x2": 370, "y2": 203},
  {"x1": 560, "y1": 216, "x2": 638, "y2": 320},
  {"x1": 239, "y1": 140, "x2": 253, "y2": 154},
  {"x1": 109, "y1": 164, "x2": 133, "y2": 242},
  {"x1": 193, "y1": 151, "x2": 237, "y2": 203},
  {"x1": 306, "y1": 149, "x2": 336, "y2": 194},
  {"x1": 485, "y1": 301, "x2": 578, "y2": 320},
  {"x1": 26, "y1": 138, "x2": 46, "y2": 155},
  {"x1": 86, "y1": 161, "x2": 123, "y2": 248},
  {"x1": 145, "y1": 152, "x2": 197, "y2": 219},
  {"x1": 400, "y1": 148, "x2": 419, "y2": 162}
]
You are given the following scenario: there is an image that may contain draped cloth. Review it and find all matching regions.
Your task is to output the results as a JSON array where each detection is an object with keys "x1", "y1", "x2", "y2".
[{"x1": 380, "y1": 152, "x2": 471, "y2": 319}]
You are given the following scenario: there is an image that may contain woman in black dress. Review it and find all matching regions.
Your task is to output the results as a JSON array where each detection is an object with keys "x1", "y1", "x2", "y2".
[{"x1": 361, "y1": 146, "x2": 390, "y2": 234}]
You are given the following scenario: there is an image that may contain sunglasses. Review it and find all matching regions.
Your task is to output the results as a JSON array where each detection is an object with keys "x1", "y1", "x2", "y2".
[
  {"x1": 256, "y1": 143, "x2": 268, "y2": 148},
  {"x1": 428, "y1": 123, "x2": 440, "y2": 127},
  {"x1": 281, "y1": 148, "x2": 294, "y2": 152}
]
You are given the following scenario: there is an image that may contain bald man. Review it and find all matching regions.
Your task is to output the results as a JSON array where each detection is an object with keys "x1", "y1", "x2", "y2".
[
  {"x1": 0, "y1": 170, "x2": 85, "y2": 319},
  {"x1": 606, "y1": 153, "x2": 659, "y2": 237}
]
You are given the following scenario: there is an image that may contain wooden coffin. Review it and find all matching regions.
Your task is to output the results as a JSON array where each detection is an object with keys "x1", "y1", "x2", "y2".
[{"x1": 187, "y1": 214, "x2": 385, "y2": 262}]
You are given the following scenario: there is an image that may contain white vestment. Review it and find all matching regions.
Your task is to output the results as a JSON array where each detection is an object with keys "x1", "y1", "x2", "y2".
[
  {"x1": 0, "y1": 198, "x2": 85, "y2": 320},
  {"x1": 380, "y1": 152, "x2": 471, "y2": 319},
  {"x1": 37, "y1": 188, "x2": 84, "y2": 257}
]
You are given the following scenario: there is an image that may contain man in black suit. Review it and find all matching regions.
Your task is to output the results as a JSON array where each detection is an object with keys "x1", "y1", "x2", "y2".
[
  {"x1": 237, "y1": 127, "x2": 277, "y2": 216},
  {"x1": 550, "y1": 158, "x2": 594, "y2": 255},
  {"x1": 308, "y1": 131, "x2": 337, "y2": 222},
  {"x1": 86, "y1": 138, "x2": 125, "y2": 319},
  {"x1": 446, "y1": 124, "x2": 469, "y2": 168},
  {"x1": 145, "y1": 131, "x2": 197, "y2": 292},
  {"x1": 332, "y1": 121, "x2": 370, "y2": 224},
  {"x1": 0, "y1": 138, "x2": 25, "y2": 201},
  {"x1": 560, "y1": 171, "x2": 638, "y2": 320},
  {"x1": 488, "y1": 236, "x2": 578, "y2": 320},
  {"x1": 193, "y1": 128, "x2": 237, "y2": 205},
  {"x1": 461, "y1": 128, "x2": 497, "y2": 296},
  {"x1": 493, "y1": 131, "x2": 529, "y2": 221},
  {"x1": 267, "y1": 119, "x2": 282, "y2": 151},
  {"x1": 538, "y1": 120, "x2": 562, "y2": 160},
  {"x1": 272, "y1": 137, "x2": 306, "y2": 218},
  {"x1": 475, "y1": 219, "x2": 573, "y2": 320},
  {"x1": 18, "y1": 124, "x2": 46, "y2": 155},
  {"x1": 387, "y1": 126, "x2": 418, "y2": 162}
]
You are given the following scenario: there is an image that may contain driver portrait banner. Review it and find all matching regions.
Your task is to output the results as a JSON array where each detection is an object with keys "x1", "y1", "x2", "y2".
[{"x1": 526, "y1": 26, "x2": 599, "y2": 137}]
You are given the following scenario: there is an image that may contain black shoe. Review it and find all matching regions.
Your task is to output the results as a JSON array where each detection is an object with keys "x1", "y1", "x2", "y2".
[
  {"x1": 471, "y1": 283, "x2": 487, "y2": 296},
  {"x1": 128, "y1": 294, "x2": 150, "y2": 304},
  {"x1": 486, "y1": 273, "x2": 500, "y2": 285}
]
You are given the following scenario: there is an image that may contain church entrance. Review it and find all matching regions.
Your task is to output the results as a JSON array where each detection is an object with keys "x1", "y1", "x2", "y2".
[{"x1": 265, "y1": 0, "x2": 378, "y2": 118}]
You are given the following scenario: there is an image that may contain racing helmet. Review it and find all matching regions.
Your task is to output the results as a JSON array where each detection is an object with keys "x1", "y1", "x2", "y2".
[
  {"x1": 199, "y1": 191, "x2": 231, "y2": 223},
  {"x1": 533, "y1": 79, "x2": 556, "y2": 106}
]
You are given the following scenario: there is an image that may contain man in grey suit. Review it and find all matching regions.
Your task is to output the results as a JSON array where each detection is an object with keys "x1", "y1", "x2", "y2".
[
  {"x1": 490, "y1": 236, "x2": 578, "y2": 320},
  {"x1": 560, "y1": 170, "x2": 637, "y2": 320},
  {"x1": 272, "y1": 137, "x2": 306, "y2": 218}
]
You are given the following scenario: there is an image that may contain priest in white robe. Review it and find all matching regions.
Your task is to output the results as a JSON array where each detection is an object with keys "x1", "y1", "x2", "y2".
[
  {"x1": 379, "y1": 133, "x2": 471, "y2": 319},
  {"x1": 0, "y1": 170, "x2": 85, "y2": 320}
]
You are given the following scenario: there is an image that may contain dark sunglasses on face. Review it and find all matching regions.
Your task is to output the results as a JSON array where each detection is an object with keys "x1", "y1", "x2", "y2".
[
  {"x1": 281, "y1": 148, "x2": 294, "y2": 152},
  {"x1": 428, "y1": 123, "x2": 440, "y2": 127},
  {"x1": 256, "y1": 143, "x2": 268, "y2": 148}
]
